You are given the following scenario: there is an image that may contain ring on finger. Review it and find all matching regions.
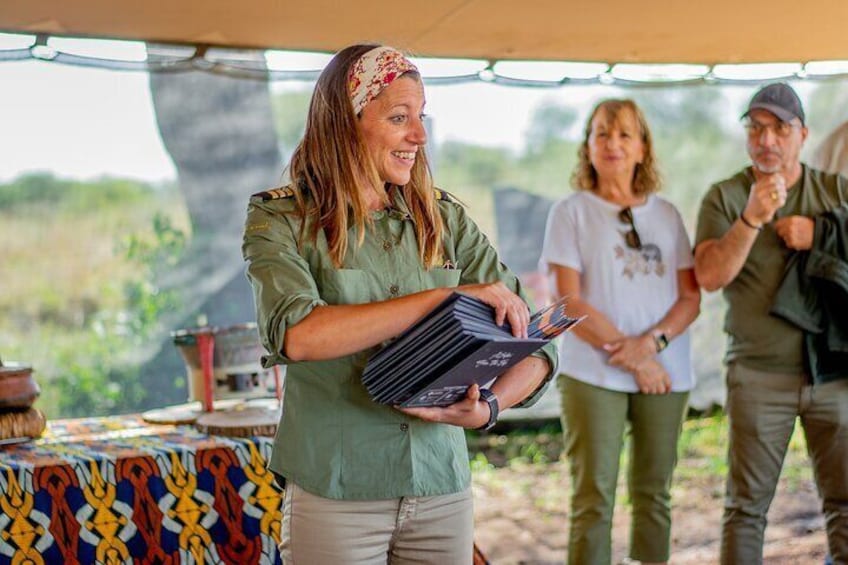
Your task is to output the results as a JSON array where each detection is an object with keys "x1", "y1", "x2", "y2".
[{"x1": 770, "y1": 190, "x2": 778, "y2": 201}]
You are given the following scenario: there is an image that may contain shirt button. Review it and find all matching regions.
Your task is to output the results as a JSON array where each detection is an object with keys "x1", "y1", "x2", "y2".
[
  {"x1": 389, "y1": 284, "x2": 400, "y2": 296},
  {"x1": 382, "y1": 240, "x2": 392, "y2": 251},
  {"x1": 399, "y1": 423, "x2": 409, "y2": 432}
]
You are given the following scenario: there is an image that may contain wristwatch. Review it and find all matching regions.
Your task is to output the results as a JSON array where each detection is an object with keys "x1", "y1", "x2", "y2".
[
  {"x1": 652, "y1": 331, "x2": 669, "y2": 353},
  {"x1": 475, "y1": 389, "x2": 499, "y2": 431}
]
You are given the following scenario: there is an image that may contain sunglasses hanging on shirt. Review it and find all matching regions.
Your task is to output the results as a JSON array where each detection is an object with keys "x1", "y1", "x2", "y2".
[{"x1": 618, "y1": 207, "x2": 643, "y2": 250}]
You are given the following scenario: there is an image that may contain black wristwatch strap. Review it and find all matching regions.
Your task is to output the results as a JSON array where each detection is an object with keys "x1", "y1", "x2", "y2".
[
  {"x1": 653, "y1": 331, "x2": 669, "y2": 353},
  {"x1": 476, "y1": 389, "x2": 499, "y2": 431}
]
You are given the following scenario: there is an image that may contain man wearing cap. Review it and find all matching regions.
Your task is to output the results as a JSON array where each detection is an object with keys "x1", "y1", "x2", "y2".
[{"x1": 694, "y1": 82, "x2": 848, "y2": 564}]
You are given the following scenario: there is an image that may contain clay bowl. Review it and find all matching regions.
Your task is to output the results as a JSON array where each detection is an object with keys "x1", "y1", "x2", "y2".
[{"x1": 0, "y1": 364, "x2": 41, "y2": 410}]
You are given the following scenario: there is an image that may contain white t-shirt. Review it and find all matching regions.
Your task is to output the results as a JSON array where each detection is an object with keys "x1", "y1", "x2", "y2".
[{"x1": 539, "y1": 190, "x2": 695, "y2": 392}]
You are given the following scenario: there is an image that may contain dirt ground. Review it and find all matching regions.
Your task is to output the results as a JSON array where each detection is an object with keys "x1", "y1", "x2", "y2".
[{"x1": 472, "y1": 455, "x2": 827, "y2": 565}]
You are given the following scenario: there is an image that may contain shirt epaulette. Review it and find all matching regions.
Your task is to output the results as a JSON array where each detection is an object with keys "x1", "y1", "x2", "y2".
[
  {"x1": 251, "y1": 186, "x2": 295, "y2": 202},
  {"x1": 434, "y1": 188, "x2": 455, "y2": 203}
]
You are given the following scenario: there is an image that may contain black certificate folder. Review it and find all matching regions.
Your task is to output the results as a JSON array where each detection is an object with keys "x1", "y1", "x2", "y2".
[{"x1": 362, "y1": 292, "x2": 584, "y2": 408}]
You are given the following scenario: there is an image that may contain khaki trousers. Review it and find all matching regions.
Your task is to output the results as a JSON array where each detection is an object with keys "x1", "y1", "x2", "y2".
[
  {"x1": 279, "y1": 482, "x2": 474, "y2": 565},
  {"x1": 559, "y1": 375, "x2": 690, "y2": 565},
  {"x1": 721, "y1": 363, "x2": 848, "y2": 565}
]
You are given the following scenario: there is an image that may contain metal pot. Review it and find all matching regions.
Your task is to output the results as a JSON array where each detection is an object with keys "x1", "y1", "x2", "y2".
[{"x1": 171, "y1": 323, "x2": 280, "y2": 402}]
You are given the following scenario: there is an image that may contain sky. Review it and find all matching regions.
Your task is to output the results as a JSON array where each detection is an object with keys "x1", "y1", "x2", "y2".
[
  {"x1": 1, "y1": 61, "x2": 176, "y2": 182},
  {"x1": 0, "y1": 35, "x2": 837, "y2": 185},
  {"x1": 0, "y1": 58, "x2": 609, "y2": 184}
]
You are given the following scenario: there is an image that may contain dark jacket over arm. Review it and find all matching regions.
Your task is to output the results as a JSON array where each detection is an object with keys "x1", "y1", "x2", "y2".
[{"x1": 771, "y1": 205, "x2": 848, "y2": 383}]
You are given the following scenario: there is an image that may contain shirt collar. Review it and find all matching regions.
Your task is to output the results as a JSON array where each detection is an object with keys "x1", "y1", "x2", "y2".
[{"x1": 386, "y1": 186, "x2": 414, "y2": 222}]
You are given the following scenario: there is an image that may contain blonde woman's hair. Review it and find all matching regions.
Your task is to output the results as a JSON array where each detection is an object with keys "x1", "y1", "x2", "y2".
[
  {"x1": 287, "y1": 44, "x2": 444, "y2": 268},
  {"x1": 571, "y1": 99, "x2": 661, "y2": 196}
]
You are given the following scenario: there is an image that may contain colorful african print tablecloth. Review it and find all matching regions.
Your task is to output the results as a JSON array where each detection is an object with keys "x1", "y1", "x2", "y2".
[{"x1": 0, "y1": 415, "x2": 282, "y2": 564}]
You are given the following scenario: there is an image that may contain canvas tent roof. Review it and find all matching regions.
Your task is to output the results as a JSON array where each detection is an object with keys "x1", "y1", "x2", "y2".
[{"x1": 1, "y1": 0, "x2": 847, "y2": 65}]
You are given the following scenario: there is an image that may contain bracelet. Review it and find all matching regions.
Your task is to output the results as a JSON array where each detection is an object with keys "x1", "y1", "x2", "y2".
[{"x1": 740, "y1": 213, "x2": 763, "y2": 231}]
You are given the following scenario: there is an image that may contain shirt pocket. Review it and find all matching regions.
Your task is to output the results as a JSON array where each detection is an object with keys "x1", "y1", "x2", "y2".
[
  {"x1": 420, "y1": 268, "x2": 462, "y2": 290},
  {"x1": 317, "y1": 268, "x2": 372, "y2": 305}
]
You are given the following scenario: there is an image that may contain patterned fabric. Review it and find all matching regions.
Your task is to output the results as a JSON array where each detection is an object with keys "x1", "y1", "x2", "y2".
[
  {"x1": 348, "y1": 46, "x2": 418, "y2": 115},
  {"x1": 0, "y1": 415, "x2": 282, "y2": 564}
]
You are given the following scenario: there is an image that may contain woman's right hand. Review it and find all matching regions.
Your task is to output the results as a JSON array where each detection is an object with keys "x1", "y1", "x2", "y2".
[
  {"x1": 604, "y1": 334, "x2": 656, "y2": 372},
  {"x1": 457, "y1": 282, "x2": 529, "y2": 338},
  {"x1": 632, "y1": 358, "x2": 671, "y2": 395},
  {"x1": 398, "y1": 384, "x2": 490, "y2": 429}
]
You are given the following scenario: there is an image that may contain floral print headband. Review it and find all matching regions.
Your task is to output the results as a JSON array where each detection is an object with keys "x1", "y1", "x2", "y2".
[{"x1": 348, "y1": 46, "x2": 418, "y2": 115}]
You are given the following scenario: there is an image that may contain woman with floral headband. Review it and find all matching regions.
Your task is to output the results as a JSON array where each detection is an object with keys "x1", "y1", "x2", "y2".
[{"x1": 242, "y1": 44, "x2": 556, "y2": 563}]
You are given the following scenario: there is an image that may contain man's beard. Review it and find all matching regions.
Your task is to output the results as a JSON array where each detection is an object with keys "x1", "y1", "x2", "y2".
[{"x1": 753, "y1": 151, "x2": 782, "y2": 174}]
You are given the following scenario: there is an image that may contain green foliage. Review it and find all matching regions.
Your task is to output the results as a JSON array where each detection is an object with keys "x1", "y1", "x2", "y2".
[
  {"x1": 468, "y1": 423, "x2": 563, "y2": 467},
  {"x1": 525, "y1": 102, "x2": 577, "y2": 153},
  {"x1": 125, "y1": 213, "x2": 188, "y2": 268},
  {"x1": 469, "y1": 412, "x2": 812, "y2": 495},
  {"x1": 631, "y1": 86, "x2": 748, "y2": 220},
  {"x1": 0, "y1": 170, "x2": 187, "y2": 417},
  {"x1": 270, "y1": 88, "x2": 312, "y2": 160},
  {"x1": 121, "y1": 213, "x2": 187, "y2": 339},
  {"x1": 516, "y1": 138, "x2": 579, "y2": 198},
  {"x1": 804, "y1": 79, "x2": 848, "y2": 160},
  {"x1": 0, "y1": 172, "x2": 154, "y2": 211},
  {"x1": 469, "y1": 451, "x2": 494, "y2": 474},
  {"x1": 434, "y1": 113, "x2": 579, "y2": 199},
  {"x1": 674, "y1": 410, "x2": 729, "y2": 478},
  {"x1": 8, "y1": 79, "x2": 848, "y2": 420},
  {"x1": 436, "y1": 141, "x2": 513, "y2": 189},
  {"x1": 0, "y1": 172, "x2": 67, "y2": 207},
  {"x1": 51, "y1": 212, "x2": 187, "y2": 416},
  {"x1": 52, "y1": 334, "x2": 148, "y2": 417}
]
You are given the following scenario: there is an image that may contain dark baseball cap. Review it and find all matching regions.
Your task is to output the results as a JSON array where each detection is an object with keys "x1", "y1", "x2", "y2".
[{"x1": 742, "y1": 82, "x2": 805, "y2": 125}]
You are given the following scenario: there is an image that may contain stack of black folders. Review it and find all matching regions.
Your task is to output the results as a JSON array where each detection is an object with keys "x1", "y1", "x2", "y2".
[{"x1": 362, "y1": 292, "x2": 584, "y2": 408}]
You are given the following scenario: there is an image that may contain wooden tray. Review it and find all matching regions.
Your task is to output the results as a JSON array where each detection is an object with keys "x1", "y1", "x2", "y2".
[
  {"x1": 195, "y1": 404, "x2": 281, "y2": 438},
  {"x1": 142, "y1": 398, "x2": 280, "y2": 426},
  {"x1": 141, "y1": 403, "x2": 204, "y2": 425}
]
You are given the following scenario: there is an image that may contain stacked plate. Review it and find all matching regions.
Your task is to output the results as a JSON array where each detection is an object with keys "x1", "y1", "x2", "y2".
[
  {"x1": 0, "y1": 360, "x2": 46, "y2": 444},
  {"x1": 362, "y1": 292, "x2": 582, "y2": 408}
]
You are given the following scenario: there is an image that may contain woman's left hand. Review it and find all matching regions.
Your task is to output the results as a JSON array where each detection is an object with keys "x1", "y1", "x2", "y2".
[
  {"x1": 604, "y1": 334, "x2": 655, "y2": 372},
  {"x1": 397, "y1": 384, "x2": 490, "y2": 428}
]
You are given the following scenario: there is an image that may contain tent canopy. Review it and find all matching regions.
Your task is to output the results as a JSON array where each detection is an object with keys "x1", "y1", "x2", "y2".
[{"x1": 2, "y1": 0, "x2": 848, "y2": 64}]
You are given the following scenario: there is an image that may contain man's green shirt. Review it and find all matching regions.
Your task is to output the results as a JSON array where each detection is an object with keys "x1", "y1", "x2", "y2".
[
  {"x1": 242, "y1": 187, "x2": 557, "y2": 500},
  {"x1": 695, "y1": 165, "x2": 848, "y2": 372}
]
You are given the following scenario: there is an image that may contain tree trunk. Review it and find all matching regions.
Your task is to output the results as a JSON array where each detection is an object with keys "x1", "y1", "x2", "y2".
[{"x1": 141, "y1": 46, "x2": 283, "y2": 406}]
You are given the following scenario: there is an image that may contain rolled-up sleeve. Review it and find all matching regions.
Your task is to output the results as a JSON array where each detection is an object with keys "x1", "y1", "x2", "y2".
[
  {"x1": 446, "y1": 202, "x2": 559, "y2": 407},
  {"x1": 242, "y1": 202, "x2": 326, "y2": 367}
]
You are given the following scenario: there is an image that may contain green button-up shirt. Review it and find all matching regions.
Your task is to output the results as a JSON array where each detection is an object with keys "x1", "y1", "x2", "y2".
[{"x1": 242, "y1": 187, "x2": 557, "y2": 500}]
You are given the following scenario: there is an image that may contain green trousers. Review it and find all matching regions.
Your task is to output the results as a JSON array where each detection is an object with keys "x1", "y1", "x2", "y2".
[
  {"x1": 721, "y1": 363, "x2": 848, "y2": 565},
  {"x1": 559, "y1": 375, "x2": 689, "y2": 565}
]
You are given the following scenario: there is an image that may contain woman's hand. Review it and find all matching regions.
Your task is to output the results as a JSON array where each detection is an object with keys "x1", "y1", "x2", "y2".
[
  {"x1": 457, "y1": 282, "x2": 530, "y2": 338},
  {"x1": 605, "y1": 334, "x2": 656, "y2": 372},
  {"x1": 397, "y1": 384, "x2": 491, "y2": 428},
  {"x1": 632, "y1": 358, "x2": 671, "y2": 395}
]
